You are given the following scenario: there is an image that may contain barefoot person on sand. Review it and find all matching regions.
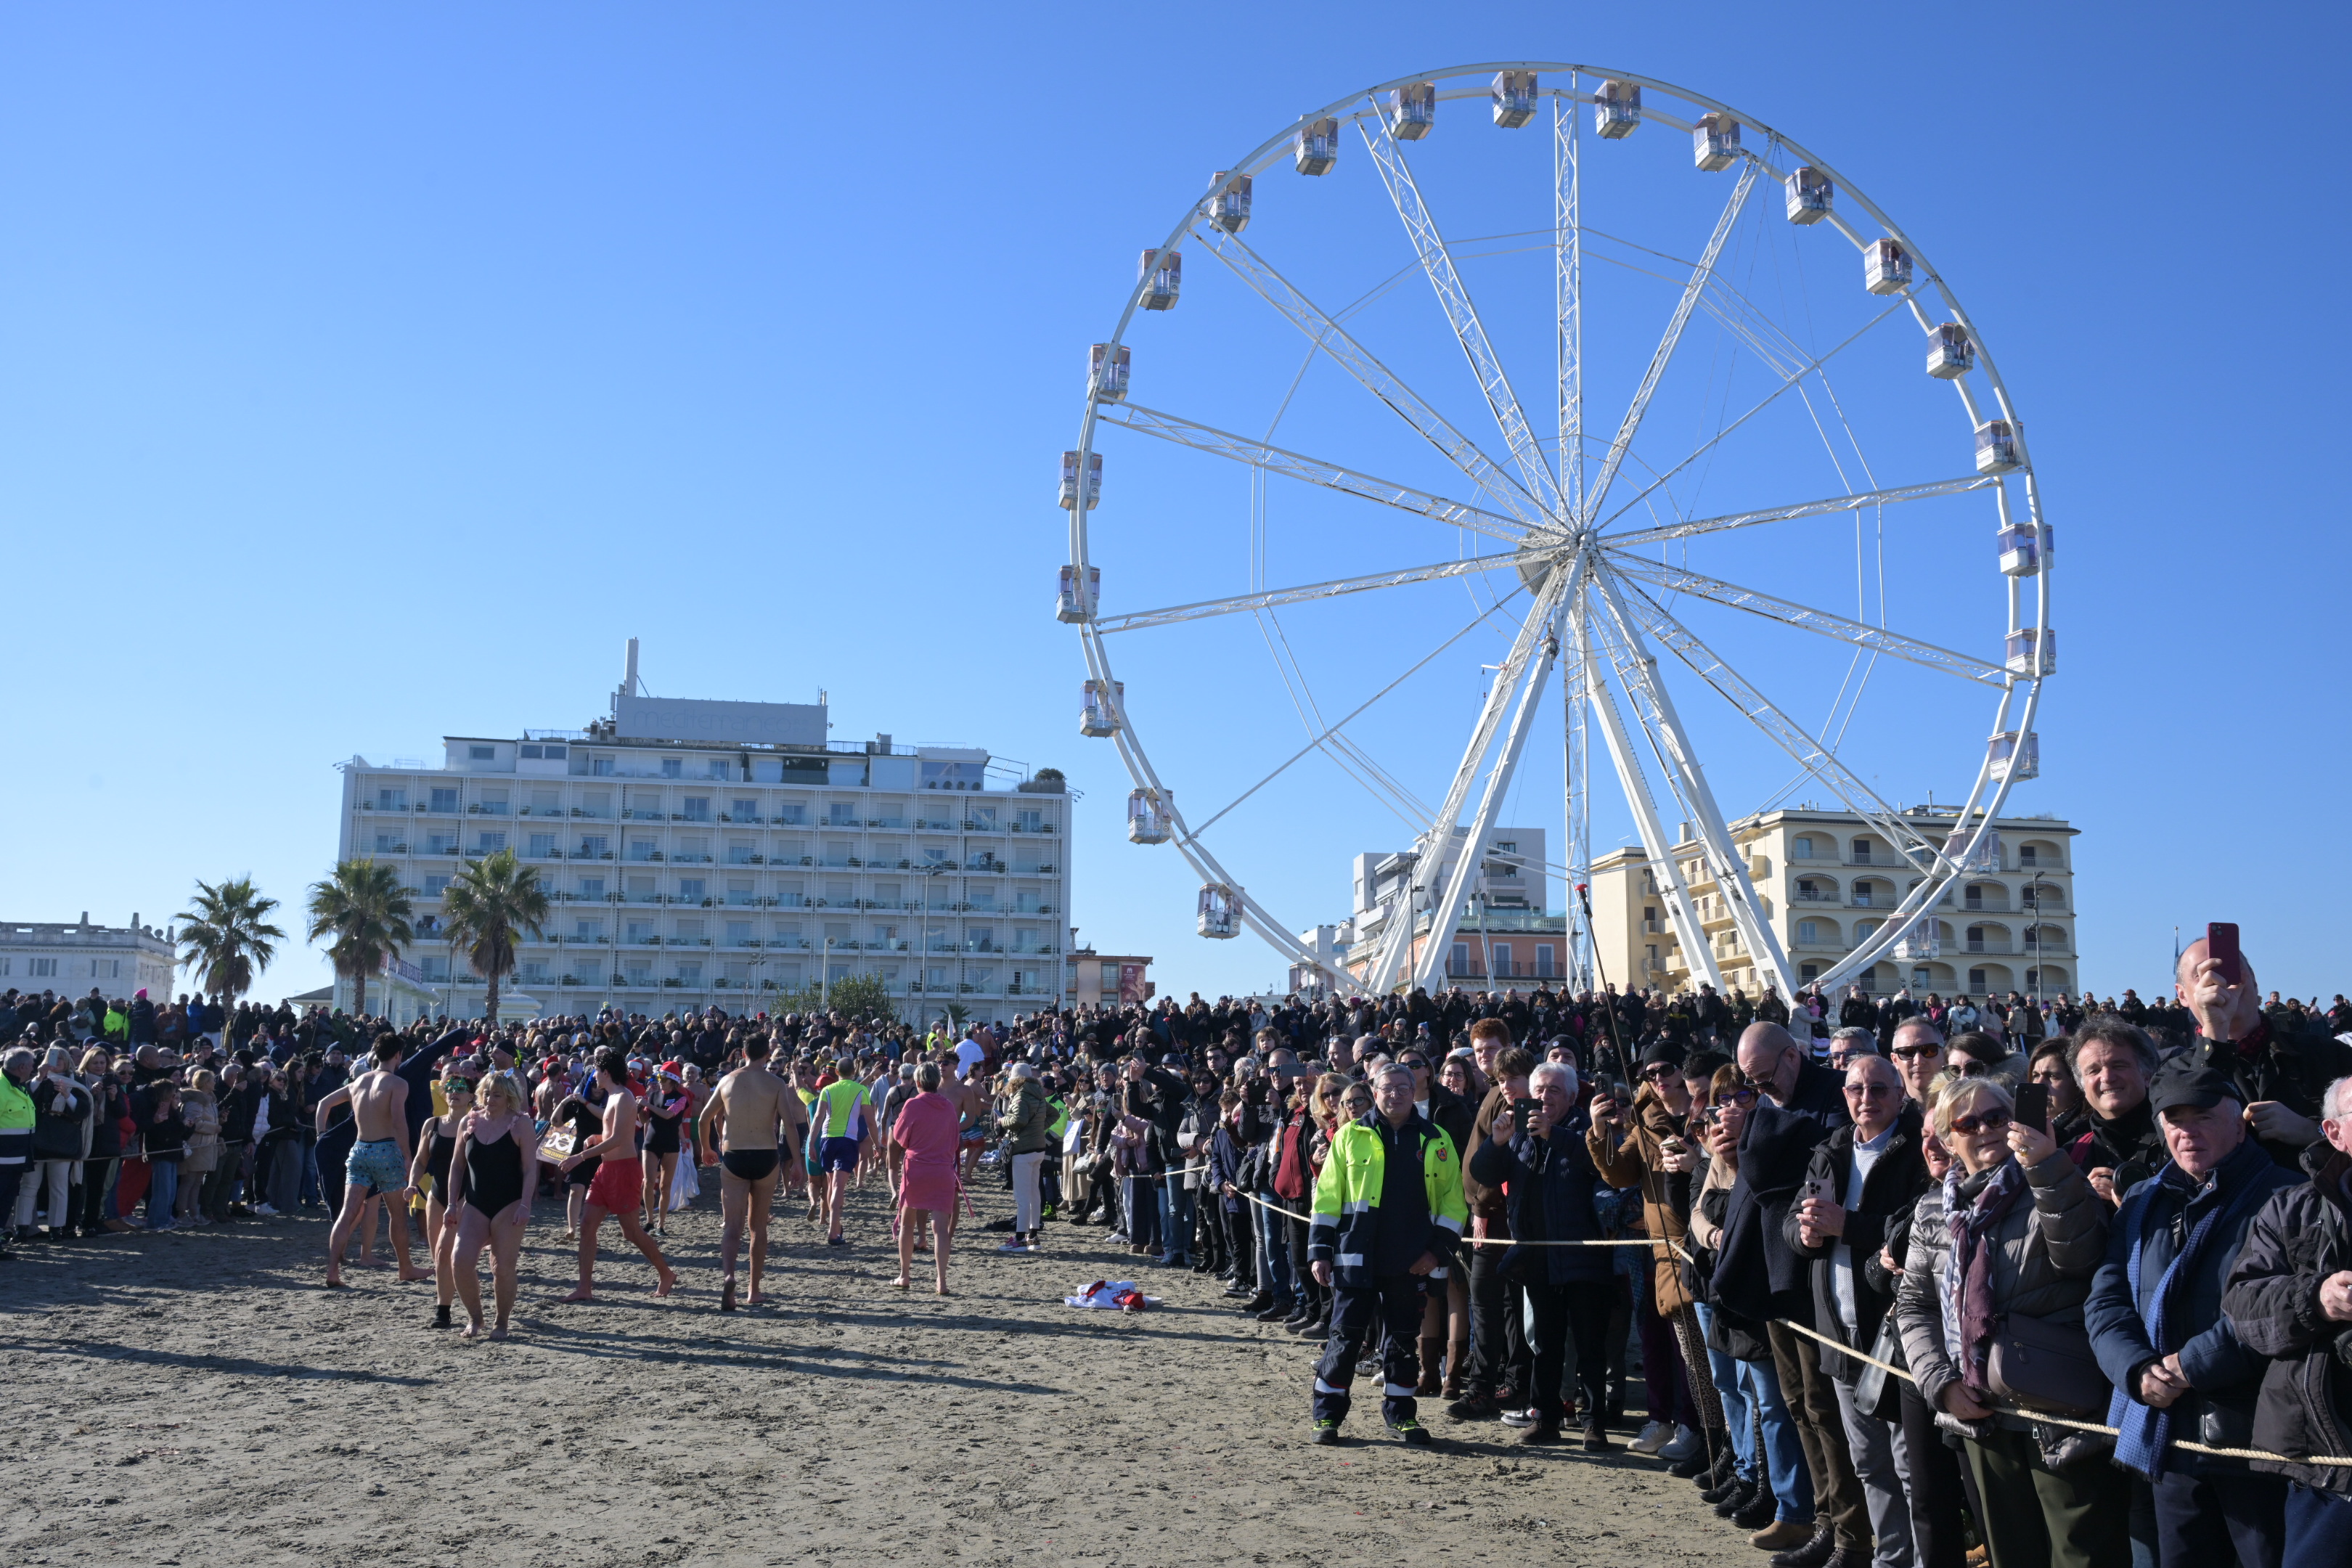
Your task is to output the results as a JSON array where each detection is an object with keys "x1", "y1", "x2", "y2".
[
  {"x1": 409, "y1": 1067, "x2": 475, "y2": 1327},
  {"x1": 315, "y1": 1038, "x2": 428, "y2": 1289},
  {"x1": 889, "y1": 1060, "x2": 962, "y2": 1295},
  {"x1": 446, "y1": 1071, "x2": 539, "y2": 1339},
  {"x1": 553, "y1": 1048, "x2": 677, "y2": 1303},
  {"x1": 701, "y1": 1034, "x2": 792, "y2": 1311}
]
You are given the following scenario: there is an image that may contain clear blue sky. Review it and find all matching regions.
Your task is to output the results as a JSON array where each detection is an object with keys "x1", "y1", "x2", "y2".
[{"x1": 4, "y1": 4, "x2": 2344, "y2": 1005}]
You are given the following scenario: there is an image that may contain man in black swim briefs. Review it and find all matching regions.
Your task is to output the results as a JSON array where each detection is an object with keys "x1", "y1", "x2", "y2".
[{"x1": 702, "y1": 1034, "x2": 794, "y2": 1311}]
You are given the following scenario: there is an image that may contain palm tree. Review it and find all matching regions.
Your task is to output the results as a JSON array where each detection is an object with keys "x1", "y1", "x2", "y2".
[
  {"x1": 438, "y1": 848, "x2": 549, "y2": 1023},
  {"x1": 176, "y1": 878, "x2": 287, "y2": 1008},
  {"x1": 306, "y1": 859, "x2": 415, "y2": 1018}
]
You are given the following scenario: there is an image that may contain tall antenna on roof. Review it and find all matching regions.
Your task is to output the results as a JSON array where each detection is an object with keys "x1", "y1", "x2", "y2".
[{"x1": 623, "y1": 637, "x2": 643, "y2": 698}]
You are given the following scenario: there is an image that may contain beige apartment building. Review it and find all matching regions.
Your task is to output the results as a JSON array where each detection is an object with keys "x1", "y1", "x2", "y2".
[{"x1": 1588, "y1": 806, "x2": 2078, "y2": 1000}]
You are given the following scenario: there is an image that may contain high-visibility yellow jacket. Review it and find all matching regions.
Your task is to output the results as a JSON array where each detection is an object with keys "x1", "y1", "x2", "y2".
[{"x1": 1307, "y1": 1111, "x2": 1468, "y2": 1287}]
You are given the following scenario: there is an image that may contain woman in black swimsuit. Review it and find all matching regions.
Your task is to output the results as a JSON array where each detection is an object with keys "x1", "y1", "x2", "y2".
[
  {"x1": 446, "y1": 1070, "x2": 539, "y2": 1341},
  {"x1": 548, "y1": 1088, "x2": 603, "y2": 1243},
  {"x1": 640, "y1": 1063, "x2": 690, "y2": 1238},
  {"x1": 409, "y1": 1071, "x2": 475, "y2": 1330}
]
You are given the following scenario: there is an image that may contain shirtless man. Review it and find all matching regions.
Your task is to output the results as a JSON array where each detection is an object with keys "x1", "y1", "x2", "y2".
[
  {"x1": 554, "y1": 1047, "x2": 677, "y2": 1302},
  {"x1": 949, "y1": 1050, "x2": 989, "y2": 1193},
  {"x1": 315, "y1": 1037, "x2": 428, "y2": 1288},
  {"x1": 701, "y1": 1034, "x2": 792, "y2": 1311}
]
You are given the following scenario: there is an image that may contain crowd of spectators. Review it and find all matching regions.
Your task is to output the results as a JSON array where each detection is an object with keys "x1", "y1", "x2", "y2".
[{"x1": 4, "y1": 945, "x2": 2352, "y2": 1568}]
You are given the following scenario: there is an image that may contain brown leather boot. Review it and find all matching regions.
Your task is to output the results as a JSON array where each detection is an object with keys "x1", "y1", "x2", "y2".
[
  {"x1": 1441, "y1": 1332, "x2": 1469, "y2": 1399},
  {"x1": 1416, "y1": 1335, "x2": 1444, "y2": 1397}
]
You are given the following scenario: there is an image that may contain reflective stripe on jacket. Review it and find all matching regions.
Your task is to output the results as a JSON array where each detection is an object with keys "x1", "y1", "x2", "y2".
[{"x1": 1306, "y1": 1111, "x2": 1467, "y2": 1287}]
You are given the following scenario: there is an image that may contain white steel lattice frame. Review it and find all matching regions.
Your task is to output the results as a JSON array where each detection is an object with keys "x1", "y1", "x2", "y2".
[{"x1": 1065, "y1": 62, "x2": 2051, "y2": 998}]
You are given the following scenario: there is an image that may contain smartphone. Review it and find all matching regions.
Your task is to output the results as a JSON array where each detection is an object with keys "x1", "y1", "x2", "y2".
[
  {"x1": 2207, "y1": 923, "x2": 2242, "y2": 986},
  {"x1": 1800, "y1": 1175, "x2": 1834, "y2": 1210},
  {"x1": 1511, "y1": 1097, "x2": 1538, "y2": 1135},
  {"x1": 2013, "y1": 1081, "x2": 2049, "y2": 1134}
]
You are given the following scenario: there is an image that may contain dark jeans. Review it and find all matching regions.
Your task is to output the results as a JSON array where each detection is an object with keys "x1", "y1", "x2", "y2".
[
  {"x1": 1896, "y1": 1378, "x2": 1971, "y2": 1568},
  {"x1": 78, "y1": 1158, "x2": 116, "y2": 1230},
  {"x1": 2149, "y1": 1467, "x2": 2284, "y2": 1568},
  {"x1": 2285, "y1": 1485, "x2": 2352, "y2": 1560},
  {"x1": 1524, "y1": 1278, "x2": 1613, "y2": 1424},
  {"x1": 201, "y1": 1144, "x2": 242, "y2": 1221},
  {"x1": 1467, "y1": 1241, "x2": 1532, "y2": 1398},
  {"x1": 1222, "y1": 1204, "x2": 1252, "y2": 1280},
  {"x1": 1159, "y1": 1175, "x2": 1195, "y2": 1262},
  {"x1": 1313, "y1": 1274, "x2": 1432, "y2": 1428},
  {"x1": 1123, "y1": 1175, "x2": 1159, "y2": 1251},
  {"x1": 1638, "y1": 1279, "x2": 1699, "y2": 1428}
]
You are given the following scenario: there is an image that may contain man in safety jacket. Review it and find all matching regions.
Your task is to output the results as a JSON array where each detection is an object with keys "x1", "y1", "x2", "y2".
[{"x1": 1306, "y1": 1062, "x2": 1469, "y2": 1445}]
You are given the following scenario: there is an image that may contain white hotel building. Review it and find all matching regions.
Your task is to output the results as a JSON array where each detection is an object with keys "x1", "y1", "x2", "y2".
[{"x1": 335, "y1": 663, "x2": 1071, "y2": 1025}]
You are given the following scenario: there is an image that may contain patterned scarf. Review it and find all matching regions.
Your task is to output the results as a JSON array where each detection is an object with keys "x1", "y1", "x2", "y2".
[{"x1": 1937, "y1": 1159, "x2": 2028, "y2": 1403}]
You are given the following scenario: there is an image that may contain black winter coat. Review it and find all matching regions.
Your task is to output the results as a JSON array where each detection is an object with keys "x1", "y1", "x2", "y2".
[
  {"x1": 2220, "y1": 1142, "x2": 2352, "y2": 1493},
  {"x1": 1783, "y1": 1108, "x2": 1929, "y2": 1384},
  {"x1": 1717, "y1": 1059, "x2": 1852, "y2": 1326},
  {"x1": 1468, "y1": 1110, "x2": 1612, "y2": 1286}
]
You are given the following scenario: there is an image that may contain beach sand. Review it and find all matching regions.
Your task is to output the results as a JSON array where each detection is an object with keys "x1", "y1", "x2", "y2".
[{"x1": 1, "y1": 1180, "x2": 1757, "y2": 1567}]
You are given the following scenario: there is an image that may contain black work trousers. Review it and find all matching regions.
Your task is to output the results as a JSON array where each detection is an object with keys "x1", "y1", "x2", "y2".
[
  {"x1": 1312, "y1": 1274, "x2": 1432, "y2": 1428},
  {"x1": 1467, "y1": 1241, "x2": 1532, "y2": 1398},
  {"x1": 1525, "y1": 1278, "x2": 1613, "y2": 1424}
]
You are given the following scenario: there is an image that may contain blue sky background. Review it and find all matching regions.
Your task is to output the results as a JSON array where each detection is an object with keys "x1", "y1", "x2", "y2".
[{"x1": 3, "y1": 4, "x2": 2344, "y2": 1005}]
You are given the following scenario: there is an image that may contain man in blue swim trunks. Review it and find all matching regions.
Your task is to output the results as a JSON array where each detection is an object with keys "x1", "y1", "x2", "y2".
[
  {"x1": 314, "y1": 1037, "x2": 425, "y2": 1289},
  {"x1": 811, "y1": 1058, "x2": 868, "y2": 1246}
]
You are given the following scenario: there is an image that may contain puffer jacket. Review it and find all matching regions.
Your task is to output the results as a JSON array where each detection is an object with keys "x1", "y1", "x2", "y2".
[
  {"x1": 2219, "y1": 1143, "x2": 2352, "y2": 1493},
  {"x1": 181, "y1": 1091, "x2": 224, "y2": 1175},
  {"x1": 1893, "y1": 1147, "x2": 2109, "y2": 1448},
  {"x1": 1588, "y1": 1080, "x2": 1697, "y2": 1313},
  {"x1": 30, "y1": 1074, "x2": 93, "y2": 1161},
  {"x1": 995, "y1": 1079, "x2": 1053, "y2": 1156}
]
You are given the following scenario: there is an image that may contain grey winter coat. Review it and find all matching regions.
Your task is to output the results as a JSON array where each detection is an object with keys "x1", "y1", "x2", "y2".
[{"x1": 1893, "y1": 1147, "x2": 2110, "y2": 1457}]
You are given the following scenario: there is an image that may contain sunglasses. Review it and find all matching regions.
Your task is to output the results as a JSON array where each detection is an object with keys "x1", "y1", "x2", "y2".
[
  {"x1": 1890, "y1": 1045, "x2": 1941, "y2": 1061},
  {"x1": 1949, "y1": 1106, "x2": 2013, "y2": 1136},
  {"x1": 1638, "y1": 1064, "x2": 1678, "y2": 1081},
  {"x1": 1720, "y1": 1087, "x2": 1758, "y2": 1106},
  {"x1": 446, "y1": 1082, "x2": 475, "y2": 1095}
]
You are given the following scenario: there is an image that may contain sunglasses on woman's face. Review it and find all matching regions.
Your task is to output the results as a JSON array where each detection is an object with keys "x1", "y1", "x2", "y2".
[
  {"x1": 1720, "y1": 1087, "x2": 1758, "y2": 1106},
  {"x1": 1949, "y1": 1106, "x2": 2013, "y2": 1136},
  {"x1": 1638, "y1": 1063, "x2": 1677, "y2": 1082}
]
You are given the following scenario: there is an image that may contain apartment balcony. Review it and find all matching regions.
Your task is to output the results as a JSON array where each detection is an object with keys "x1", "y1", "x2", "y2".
[
  {"x1": 963, "y1": 820, "x2": 1006, "y2": 835},
  {"x1": 467, "y1": 804, "x2": 511, "y2": 816},
  {"x1": 716, "y1": 812, "x2": 761, "y2": 823},
  {"x1": 569, "y1": 807, "x2": 612, "y2": 819},
  {"x1": 672, "y1": 853, "x2": 714, "y2": 865},
  {"x1": 725, "y1": 852, "x2": 764, "y2": 865},
  {"x1": 1964, "y1": 938, "x2": 2014, "y2": 954},
  {"x1": 417, "y1": 804, "x2": 459, "y2": 815},
  {"x1": 1007, "y1": 822, "x2": 1057, "y2": 834}
]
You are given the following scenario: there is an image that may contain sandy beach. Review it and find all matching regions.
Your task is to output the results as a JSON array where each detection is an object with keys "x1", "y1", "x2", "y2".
[{"x1": 1, "y1": 1182, "x2": 1757, "y2": 1568}]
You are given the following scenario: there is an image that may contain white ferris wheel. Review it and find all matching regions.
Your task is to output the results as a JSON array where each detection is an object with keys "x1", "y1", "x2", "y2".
[{"x1": 1058, "y1": 62, "x2": 2051, "y2": 1000}]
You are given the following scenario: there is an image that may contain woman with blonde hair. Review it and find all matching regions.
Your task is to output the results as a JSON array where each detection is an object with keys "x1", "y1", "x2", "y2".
[
  {"x1": 1893, "y1": 1070, "x2": 2119, "y2": 1568},
  {"x1": 446, "y1": 1071, "x2": 538, "y2": 1340},
  {"x1": 176, "y1": 1069, "x2": 223, "y2": 1227}
]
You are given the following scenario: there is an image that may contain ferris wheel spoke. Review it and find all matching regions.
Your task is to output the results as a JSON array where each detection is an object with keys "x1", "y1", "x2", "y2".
[
  {"x1": 1592, "y1": 287, "x2": 1922, "y2": 534},
  {"x1": 1585, "y1": 571, "x2": 1792, "y2": 993},
  {"x1": 1363, "y1": 562, "x2": 1577, "y2": 995},
  {"x1": 1602, "y1": 552, "x2": 2008, "y2": 685},
  {"x1": 1191, "y1": 222, "x2": 1559, "y2": 532},
  {"x1": 1575, "y1": 595, "x2": 1724, "y2": 992},
  {"x1": 1096, "y1": 550, "x2": 1537, "y2": 635},
  {"x1": 1556, "y1": 90, "x2": 1584, "y2": 524},
  {"x1": 1582, "y1": 160, "x2": 1759, "y2": 528},
  {"x1": 1179, "y1": 590, "x2": 1527, "y2": 843},
  {"x1": 1609, "y1": 576, "x2": 1947, "y2": 865},
  {"x1": 1097, "y1": 402, "x2": 1534, "y2": 548},
  {"x1": 1358, "y1": 116, "x2": 1563, "y2": 518},
  {"x1": 1604, "y1": 474, "x2": 1998, "y2": 551}
]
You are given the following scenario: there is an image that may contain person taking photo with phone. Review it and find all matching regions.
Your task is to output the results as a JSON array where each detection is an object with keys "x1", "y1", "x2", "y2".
[{"x1": 2174, "y1": 931, "x2": 2352, "y2": 1169}]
